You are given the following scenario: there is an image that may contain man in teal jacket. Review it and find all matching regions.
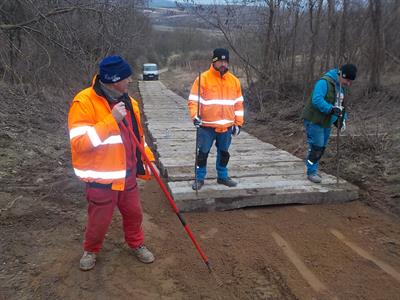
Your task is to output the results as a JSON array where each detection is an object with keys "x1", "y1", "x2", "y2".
[{"x1": 302, "y1": 64, "x2": 357, "y2": 183}]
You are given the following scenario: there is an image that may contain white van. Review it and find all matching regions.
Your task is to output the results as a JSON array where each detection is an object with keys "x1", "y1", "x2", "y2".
[{"x1": 142, "y1": 63, "x2": 159, "y2": 80}]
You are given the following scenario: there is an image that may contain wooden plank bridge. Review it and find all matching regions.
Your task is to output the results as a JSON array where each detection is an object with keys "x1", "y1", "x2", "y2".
[{"x1": 138, "y1": 81, "x2": 359, "y2": 212}]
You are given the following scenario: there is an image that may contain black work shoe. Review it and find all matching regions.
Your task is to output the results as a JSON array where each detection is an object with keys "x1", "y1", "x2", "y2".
[
  {"x1": 217, "y1": 177, "x2": 237, "y2": 187},
  {"x1": 192, "y1": 180, "x2": 204, "y2": 190}
]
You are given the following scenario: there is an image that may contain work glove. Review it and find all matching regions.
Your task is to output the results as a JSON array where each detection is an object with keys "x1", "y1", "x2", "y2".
[
  {"x1": 341, "y1": 119, "x2": 346, "y2": 132},
  {"x1": 331, "y1": 106, "x2": 343, "y2": 117},
  {"x1": 232, "y1": 125, "x2": 241, "y2": 137},
  {"x1": 193, "y1": 116, "x2": 202, "y2": 127}
]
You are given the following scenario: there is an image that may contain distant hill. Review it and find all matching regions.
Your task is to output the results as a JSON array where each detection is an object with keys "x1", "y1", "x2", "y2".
[{"x1": 149, "y1": 0, "x2": 177, "y2": 8}]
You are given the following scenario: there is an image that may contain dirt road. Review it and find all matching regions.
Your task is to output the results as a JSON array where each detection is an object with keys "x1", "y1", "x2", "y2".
[{"x1": 1, "y1": 81, "x2": 400, "y2": 299}]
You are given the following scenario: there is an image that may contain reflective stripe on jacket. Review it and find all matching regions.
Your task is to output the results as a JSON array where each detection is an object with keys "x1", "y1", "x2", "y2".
[
  {"x1": 188, "y1": 64, "x2": 244, "y2": 132},
  {"x1": 68, "y1": 76, "x2": 154, "y2": 191}
]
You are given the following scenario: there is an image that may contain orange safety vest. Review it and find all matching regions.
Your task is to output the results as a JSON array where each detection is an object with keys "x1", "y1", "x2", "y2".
[
  {"x1": 188, "y1": 64, "x2": 244, "y2": 132},
  {"x1": 68, "y1": 76, "x2": 154, "y2": 191}
]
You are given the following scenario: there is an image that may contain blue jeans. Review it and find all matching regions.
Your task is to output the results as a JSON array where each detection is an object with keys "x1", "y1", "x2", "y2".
[
  {"x1": 304, "y1": 120, "x2": 332, "y2": 175},
  {"x1": 196, "y1": 127, "x2": 232, "y2": 181}
]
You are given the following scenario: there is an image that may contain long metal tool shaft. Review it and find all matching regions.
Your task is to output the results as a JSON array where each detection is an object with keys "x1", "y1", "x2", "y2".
[
  {"x1": 336, "y1": 69, "x2": 343, "y2": 186},
  {"x1": 194, "y1": 72, "x2": 201, "y2": 196}
]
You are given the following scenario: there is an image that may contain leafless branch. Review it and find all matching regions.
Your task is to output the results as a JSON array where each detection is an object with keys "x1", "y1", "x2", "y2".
[{"x1": 0, "y1": 6, "x2": 104, "y2": 31}]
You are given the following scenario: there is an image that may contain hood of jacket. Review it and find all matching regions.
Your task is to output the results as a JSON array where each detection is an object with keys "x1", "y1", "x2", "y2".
[{"x1": 324, "y1": 69, "x2": 339, "y2": 84}]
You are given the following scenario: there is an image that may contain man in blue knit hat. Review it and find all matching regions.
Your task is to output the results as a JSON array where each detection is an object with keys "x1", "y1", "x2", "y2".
[
  {"x1": 302, "y1": 64, "x2": 357, "y2": 183},
  {"x1": 68, "y1": 55, "x2": 156, "y2": 271}
]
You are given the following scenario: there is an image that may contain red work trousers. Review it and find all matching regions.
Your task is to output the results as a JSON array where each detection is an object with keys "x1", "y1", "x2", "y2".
[{"x1": 83, "y1": 183, "x2": 144, "y2": 253}]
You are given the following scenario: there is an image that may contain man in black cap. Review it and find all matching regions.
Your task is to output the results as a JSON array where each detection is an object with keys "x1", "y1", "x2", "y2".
[
  {"x1": 188, "y1": 48, "x2": 244, "y2": 190},
  {"x1": 302, "y1": 64, "x2": 357, "y2": 183}
]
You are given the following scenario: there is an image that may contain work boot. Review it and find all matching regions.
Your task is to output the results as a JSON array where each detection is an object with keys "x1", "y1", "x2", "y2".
[
  {"x1": 217, "y1": 177, "x2": 237, "y2": 187},
  {"x1": 192, "y1": 180, "x2": 204, "y2": 190},
  {"x1": 80, "y1": 251, "x2": 96, "y2": 271},
  {"x1": 307, "y1": 174, "x2": 322, "y2": 183},
  {"x1": 133, "y1": 245, "x2": 155, "y2": 264}
]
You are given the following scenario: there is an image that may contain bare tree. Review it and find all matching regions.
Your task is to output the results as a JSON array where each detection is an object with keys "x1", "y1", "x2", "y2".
[
  {"x1": 289, "y1": 0, "x2": 302, "y2": 77},
  {"x1": 367, "y1": 0, "x2": 384, "y2": 92},
  {"x1": 306, "y1": 0, "x2": 324, "y2": 88},
  {"x1": 0, "y1": 0, "x2": 153, "y2": 87},
  {"x1": 262, "y1": 0, "x2": 277, "y2": 71},
  {"x1": 322, "y1": 0, "x2": 337, "y2": 71},
  {"x1": 338, "y1": 0, "x2": 348, "y2": 62}
]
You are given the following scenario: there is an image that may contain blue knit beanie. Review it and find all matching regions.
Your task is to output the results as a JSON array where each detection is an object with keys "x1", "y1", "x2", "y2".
[{"x1": 99, "y1": 55, "x2": 132, "y2": 83}]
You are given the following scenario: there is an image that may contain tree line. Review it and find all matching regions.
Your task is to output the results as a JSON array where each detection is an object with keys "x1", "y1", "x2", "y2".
[
  {"x1": 0, "y1": 0, "x2": 153, "y2": 87},
  {"x1": 1, "y1": 0, "x2": 399, "y2": 99},
  {"x1": 0, "y1": 0, "x2": 222, "y2": 89},
  {"x1": 183, "y1": 0, "x2": 399, "y2": 115}
]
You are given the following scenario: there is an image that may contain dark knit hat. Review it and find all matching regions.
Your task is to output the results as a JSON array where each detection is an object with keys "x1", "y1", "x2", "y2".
[
  {"x1": 212, "y1": 48, "x2": 229, "y2": 63},
  {"x1": 99, "y1": 55, "x2": 132, "y2": 83},
  {"x1": 340, "y1": 64, "x2": 357, "y2": 81}
]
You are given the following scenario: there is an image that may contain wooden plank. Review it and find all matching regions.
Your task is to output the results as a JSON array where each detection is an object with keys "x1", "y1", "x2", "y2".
[
  {"x1": 154, "y1": 145, "x2": 279, "y2": 154},
  {"x1": 173, "y1": 188, "x2": 359, "y2": 212},
  {"x1": 168, "y1": 173, "x2": 359, "y2": 212},
  {"x1": 158, "y1": 153, "x2": 301, "y2": 166},
  {"x1": 159, "y1": 160, "x2": 305, "y2": 175},
  {"x1": 168, "y1": 173, "x2": 357, "y2": 201},
  {"x1": 155, "y1": 145, "x2": 285, "y2": 156},
  {"x1": 165, "y1": 161, "x2": 306, "y2": 181}
]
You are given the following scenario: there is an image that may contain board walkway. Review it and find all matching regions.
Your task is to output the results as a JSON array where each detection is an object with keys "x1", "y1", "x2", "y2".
[{"x1": 138, "y1": 81, "x2": 359, "y2": 212}]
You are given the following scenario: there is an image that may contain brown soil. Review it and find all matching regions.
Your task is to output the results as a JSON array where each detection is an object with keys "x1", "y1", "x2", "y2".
[{"x1": 1, "y1": 70, "x2": 400, "y2": 300}]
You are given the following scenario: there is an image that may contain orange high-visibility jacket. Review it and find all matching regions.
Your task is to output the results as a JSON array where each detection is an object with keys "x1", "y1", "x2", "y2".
[
  {"x1": 68, "y1": 76, "x2": 154, "y2": 191},
  {"x1": 188, "y1": 64, "x2": 244, "y2": 132}
]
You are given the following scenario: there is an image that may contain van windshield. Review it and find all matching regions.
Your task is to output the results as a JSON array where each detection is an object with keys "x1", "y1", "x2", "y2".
[{"x1": 144, "y1": 65, "x2": 157, "y2": 71}]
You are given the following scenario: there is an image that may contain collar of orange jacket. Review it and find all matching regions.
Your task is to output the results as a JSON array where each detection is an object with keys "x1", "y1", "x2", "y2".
[{"x1": 91, "y1": 75, "x2": 97, "y2": 86}]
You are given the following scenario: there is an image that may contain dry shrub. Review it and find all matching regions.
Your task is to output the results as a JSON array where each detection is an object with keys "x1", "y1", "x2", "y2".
[{"x1": 168, "y1": 51, "x2": 210, "y2": 70}]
